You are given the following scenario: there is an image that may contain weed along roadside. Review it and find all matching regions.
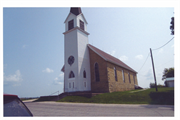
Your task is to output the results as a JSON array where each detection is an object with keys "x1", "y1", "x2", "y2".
[{"x1": 57, "y1": 87, "x2": 174, "y2": 105}]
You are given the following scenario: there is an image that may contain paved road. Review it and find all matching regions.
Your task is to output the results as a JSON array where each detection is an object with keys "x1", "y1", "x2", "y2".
[{"x1": 24, "y1": 101, "x2": 174, "y2": 116}]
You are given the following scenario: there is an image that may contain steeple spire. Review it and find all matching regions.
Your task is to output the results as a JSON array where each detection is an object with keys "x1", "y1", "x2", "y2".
[
  {"x1": 70, "y1": 7, "x2": 82, "y2": 16},
  {"x1": 63, "y1": 7, "x2": 91, "y2": 93}
]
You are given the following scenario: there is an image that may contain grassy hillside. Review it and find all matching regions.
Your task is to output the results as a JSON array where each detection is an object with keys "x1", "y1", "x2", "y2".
[{"x1": 57, "y1": 87, "x2": 174, "y2": 105}]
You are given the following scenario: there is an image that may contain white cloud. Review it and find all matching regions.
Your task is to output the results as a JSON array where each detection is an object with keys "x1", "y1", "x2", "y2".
[
  {"x1": 54, "y1": 73, "x2": 64, "y2": 85},
  {"x1": 135, "y1": 55, "x2": 143, "y2": 60},
  {"x1": 42, "y1": 68, "x2": 54, "y2": 73},
  {"x1": 54, "y1": 80, "x2": 63, "y2": 85},
  {"x1": 4, "y1": 70, "x2": 23, "y2": 86},
  {"x1": 119, "y1": 55, "x2": 128, "y2": 61},
  {"x1": 108, "y1": 50, "x2": 116, "y2": 56},
  {"x1": 4, "y1": 70, "x2": 22, "y2": 82}
]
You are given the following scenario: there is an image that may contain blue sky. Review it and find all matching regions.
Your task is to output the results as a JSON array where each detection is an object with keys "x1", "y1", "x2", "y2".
[{"x1": 2, "y1": 5, "x2": 177, "y2": 97}]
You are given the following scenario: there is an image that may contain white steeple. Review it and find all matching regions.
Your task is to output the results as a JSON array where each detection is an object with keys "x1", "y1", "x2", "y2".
[{"x1": 63, "y1": 7, "x2": 91, "y2": 92}]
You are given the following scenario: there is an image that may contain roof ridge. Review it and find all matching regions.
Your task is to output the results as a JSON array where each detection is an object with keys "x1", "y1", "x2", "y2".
[
  {"x1": 88, "y1": 44, "x2": 107, "y2": 61},
  {"x1": 88, "y1": 44, "x2": 137, "y2": 73}
]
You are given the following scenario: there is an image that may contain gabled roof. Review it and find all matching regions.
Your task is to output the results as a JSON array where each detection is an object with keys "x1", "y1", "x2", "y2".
[
  {"x1": 61, "y1": 44, "x2": 137, "y2": 73},
  {"x1": 88, "y1": 44, "x2": 137, "y2": 73},
  {"x1": 61, "y1": 65, "x2": 65, "y2": 72},
  {"x1": 64, "y1": 8, "x2": 88, "y2": 24}
]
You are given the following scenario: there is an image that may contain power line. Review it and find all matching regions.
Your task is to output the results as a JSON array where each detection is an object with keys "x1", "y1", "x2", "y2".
[
  {"x1": 152, "y1": 37, "x2": 174, "y2": 51},
  {"x1": 137, "y1": 37, "x2": 174, "y2": 76},
  {"x1": 138, "y1": 53, "x2": 150, "y2": 73}
]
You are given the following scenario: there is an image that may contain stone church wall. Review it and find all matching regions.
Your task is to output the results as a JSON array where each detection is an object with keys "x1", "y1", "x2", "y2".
[
  {"x1": 107, "y1": 62, "x2": 138, "y2": 92},
  {"x1": 89, "y1": 47, "x2": 138, "y2": 93},
  {"x1": 89, "y1": 48, "x2": 109, "y2": 93}
]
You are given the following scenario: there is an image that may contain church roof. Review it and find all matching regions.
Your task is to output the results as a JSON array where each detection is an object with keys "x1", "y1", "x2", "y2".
[
  {"x1": 70, "y1": 7, "x2": 82, "y2": 16},
  {"x1": 61, "y1": 65, "x2": 65, "y2": 72},
  {"x1": 61, "y1": 44, "x2": 137, "y2": 73},
  {"x1": 88, "y1": 44, "x2": 137, "y2": 73},
  {"x1": 64, "y1": 7, "x2": 88, "y2": 24}
]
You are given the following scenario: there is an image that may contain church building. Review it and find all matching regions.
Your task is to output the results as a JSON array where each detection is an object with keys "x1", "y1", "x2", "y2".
[{"x1": 61, "y1": 7, "x2": 138, "y2": 93}]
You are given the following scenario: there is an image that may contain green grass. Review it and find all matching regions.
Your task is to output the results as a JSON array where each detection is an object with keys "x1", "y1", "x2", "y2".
[{"x1": 57, "y1": 87, "x2": 174, "y2": 105}]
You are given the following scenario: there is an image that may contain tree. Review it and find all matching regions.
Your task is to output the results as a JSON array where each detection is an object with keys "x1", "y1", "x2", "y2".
[
  {"x1": 162, "y1": 67, "x2": 174, "y2": 80},
  {"x1": 150, "y1": 83, "x2": 164, "y2": 88},
  {"x1": 150, "y1": 83, "x2": 156, "y2": 88},
  {"x1": 170, "y1": 17, "x2": 174, "y2": 35}
]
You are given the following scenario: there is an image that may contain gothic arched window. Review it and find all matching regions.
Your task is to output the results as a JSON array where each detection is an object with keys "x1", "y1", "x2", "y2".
[
  {"x1": 94, "y1": 63, "x2": 100, "y2": 82},
  {"x1": 83, "y1": 70, "x2": 86, "y2": 78},
  {"x1": 69, "y1": 71, "x2": 75, "y2": 78}
]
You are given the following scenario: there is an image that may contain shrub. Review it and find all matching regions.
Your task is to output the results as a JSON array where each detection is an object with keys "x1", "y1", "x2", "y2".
[
  {"x1": 157, "y1": 84, "x2": 164, "y2": 88},
  {"x1": 150, "y1": 83, "x2": 156, "y2": 88}
]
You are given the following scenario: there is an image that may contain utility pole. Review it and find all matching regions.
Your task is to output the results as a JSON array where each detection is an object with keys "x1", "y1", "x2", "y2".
[{"x1": 150, "y1": 48, "x2": 158, "y2": 91}]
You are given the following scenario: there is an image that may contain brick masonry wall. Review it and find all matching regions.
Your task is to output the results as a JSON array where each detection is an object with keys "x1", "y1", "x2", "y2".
[
  {"x1": 107, "y1": 62, "x2": 138, "y2": 92},
  {"x1": 88, "y1": 47, "x2": 138, "y2": 93},
  {"x1": 89, "y1": 48, "x2": 109, "y2": 93}
]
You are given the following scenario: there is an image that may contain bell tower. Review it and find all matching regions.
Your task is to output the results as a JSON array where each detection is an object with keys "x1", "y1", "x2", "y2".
[{"x1": 63, "y1": 7, "x2": 91, "y2": 92}]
